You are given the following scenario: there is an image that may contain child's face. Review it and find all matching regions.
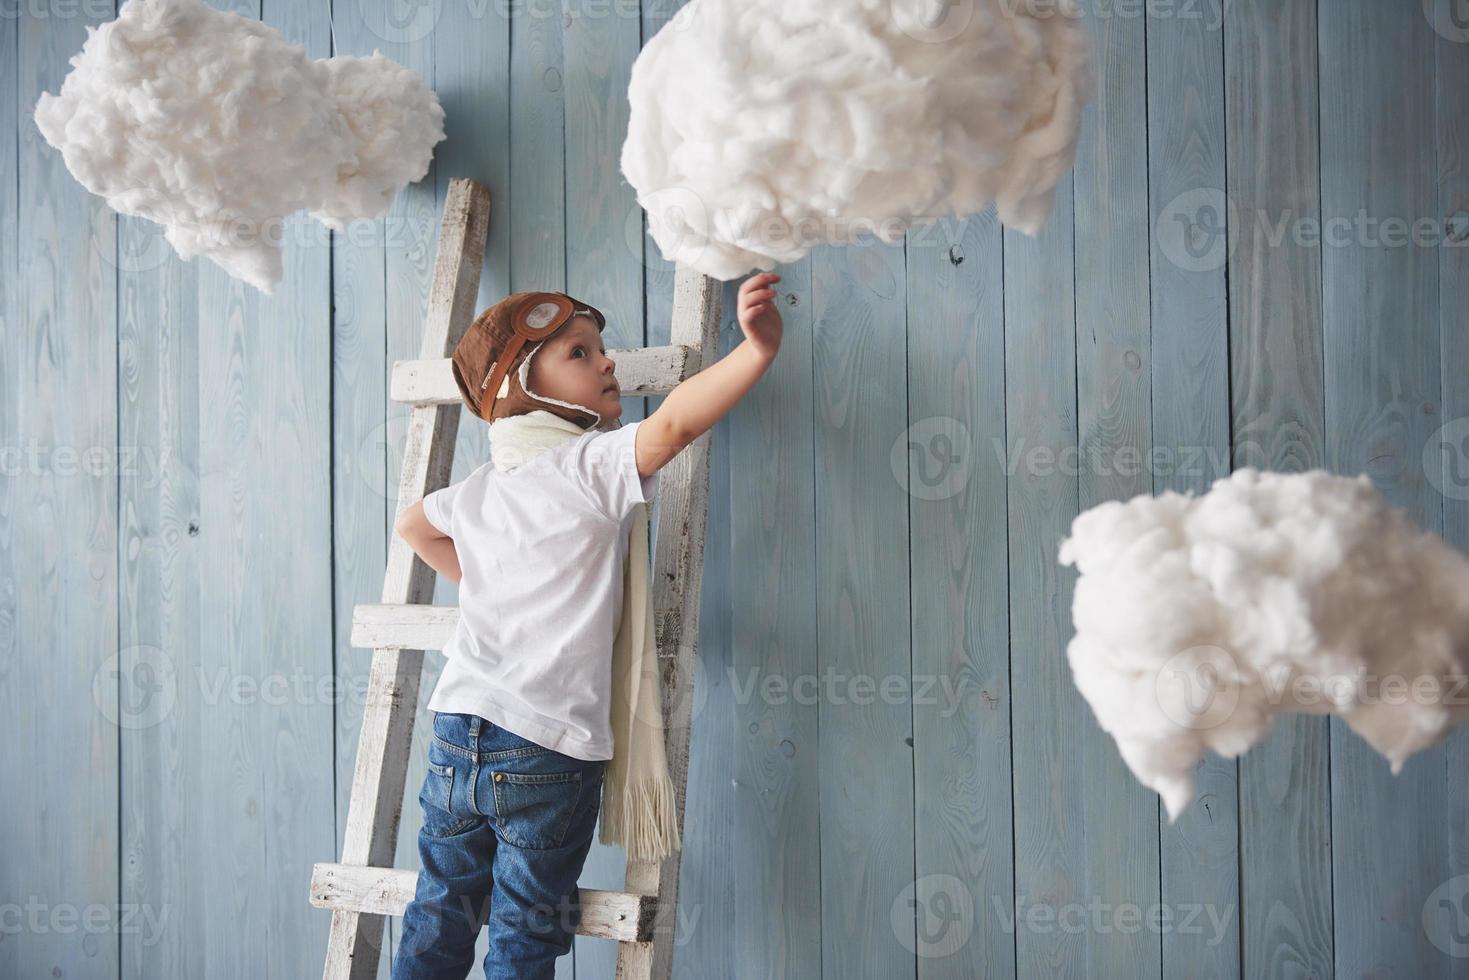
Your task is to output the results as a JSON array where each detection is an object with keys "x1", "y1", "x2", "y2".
[{"x1": 526, "y1": 315, "x2": 622, "y2": 422}]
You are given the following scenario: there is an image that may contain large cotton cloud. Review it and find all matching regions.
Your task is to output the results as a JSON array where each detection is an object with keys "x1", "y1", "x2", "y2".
[
  {"x1": 1057, "y1": 468, "x2": 1469, "y2": 822},
  {"x1": 620, "y1": 0, "x2": 1094, "y2": 280},
  {"x1": 33, "y1": 0, "x2": 445, "y2": 294}
]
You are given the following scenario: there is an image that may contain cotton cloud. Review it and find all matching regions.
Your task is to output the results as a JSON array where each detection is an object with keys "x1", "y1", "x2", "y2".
[
  {"x1": 620, "y1": 0, "x2": 1094, "y2": 280},
  {"x1": 33, "y1": 0, "x2": 445, "y2": 294},
  {"x1": 1057, "y1": 468, "x2": 1469, "y2": 821}
]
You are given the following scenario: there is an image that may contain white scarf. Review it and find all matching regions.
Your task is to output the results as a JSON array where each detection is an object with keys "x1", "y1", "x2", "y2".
[{"x1": 487, "y1": 409, "x2": 682, "y2": 863}]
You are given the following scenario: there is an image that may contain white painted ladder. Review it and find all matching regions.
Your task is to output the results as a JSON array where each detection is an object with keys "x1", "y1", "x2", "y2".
[{"x1": 310, "y1": 177, "x2": 721, "y2": 980}]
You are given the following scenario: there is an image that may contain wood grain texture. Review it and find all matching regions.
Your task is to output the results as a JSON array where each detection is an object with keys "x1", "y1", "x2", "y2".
[
  {"x1": 1436, "y1": 1, "x2": 1469, "y2": 969},
  {"x1": 1322, "y1": 1, "x2": 1447, "y2": 977},
  {"x1": 1005, "y1": 177, "x2": 1083, "y2": 980},
  {"x1": 1072, "y1": 7, "x2": 1161, "y2": 979},
  {"x1": 326, "y1": 0, "x2": 411, "y2": 975},
  {"x1": 1227, "y1": 2, "x2": 1335, "y2": 979},
  {"x1": 0, "y1": 11, "x2": 20, "y2": 975},
  {"x1": 7, "y1": 1, "x2": 1469, "y2": 978},
  {"x1": 8, "y1": 6, "x2": 119, "y2": 979},
  {"x1": 708, "y1": 255, "x2": 821, "y2": 979},
  {"x1": 812, "y1": 235, "x2": 916, "y2": 977},
  {"x1": 311, "y1": 864, "x2": 657, "y2": 942},
  {"x1": 188, "y1": 4, "x2": 340, "y2": 975},
  {"x1": 907, "y1": 207, "x2": 1014, "y2": 980},
  {"x1": 1146, "y1": 6, "x2": 1239, "y2": 980}
]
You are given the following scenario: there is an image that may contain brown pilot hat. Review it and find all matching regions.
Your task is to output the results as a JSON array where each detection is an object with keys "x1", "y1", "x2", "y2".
[{"x1": 450, "y1": 290, "x2": 609, "y2": 427}]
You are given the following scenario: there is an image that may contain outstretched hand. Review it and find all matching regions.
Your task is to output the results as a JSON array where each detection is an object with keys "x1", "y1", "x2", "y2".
[{"x1": 737, "y1": 272, "x2": 783, "y2": 359}]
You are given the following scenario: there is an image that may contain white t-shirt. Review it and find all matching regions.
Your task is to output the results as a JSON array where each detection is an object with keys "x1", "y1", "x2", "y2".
[{"x1": 420, "y1": 419, "x2": 659, "y2": 761}]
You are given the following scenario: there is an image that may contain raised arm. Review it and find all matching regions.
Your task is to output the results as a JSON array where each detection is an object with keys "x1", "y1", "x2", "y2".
[{"x1": 635, "y1": 272, "x2": 784, "y2": 479}]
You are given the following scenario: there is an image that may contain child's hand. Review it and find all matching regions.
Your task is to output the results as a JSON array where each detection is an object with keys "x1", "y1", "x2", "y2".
[{"x1": 737, "y1": 272, "x2": 783, "y2": 360}]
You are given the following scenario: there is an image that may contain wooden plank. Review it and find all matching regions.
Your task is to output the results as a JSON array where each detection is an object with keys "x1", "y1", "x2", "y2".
[
  {"x1": 310, "y1": 864, "x2": 656, "y2": 943},
  {"x1": 1226, "y1": 2, "x2": 1334, "y2": 977},
  {"x1": 117, "y1": 119, "x2": 207, "y2": 980},
  {"x1": 0, "y1": 12, "x2": 20, "y2": 980},
  {"x1": 196, "y1": 4, "x2": 267, "y2": 967},
  {"x1": 324, "y1": 178, "x2": 492, "y2": 980},
  {"x1": 329, "y1": 0, "x2": 405, "y2": 971},
  {"x1": 350, "y1": 602, "x2": 459, "y2": 649},
  {"x1": 1006, "y1": 181, "x2": 1085, "y2": 978},
  {"x1": 1435, "y1": 0, "x2": 1469, "y2": 958},
  {"x1": 672, "y1": 277, "x2": 746, "y2": 977},
  {"x1": 251, "y1": 7, "x2": 340, "y2": 978},
  {"x1": 808, "y1": 241, "x2": 916, "y2": 974},
  {"x1": 907, "y1": 205, "x2": 1013, "y2": 979},
  {"x1": 1071, "y1": 6, "x2": 1159, "y2": 978},
  {"x1": 380, "y1": 19, "x2": 446, "y2": 975},
  {"x1": 1145, "y1": 6, "x2": 1238, "y2": 979},
  {"x1": 7, "y1": 7, "x2": 119, "y2": 979},
  {"x1": 1321, "y1": 2, "x2": 1446, "y2": 975},
  {"x1": 388, "y1": 343, "x2": 699, "y2": 405},
  {"x1": 720, "y1": 264, "x2": 822, "y2": 978}
]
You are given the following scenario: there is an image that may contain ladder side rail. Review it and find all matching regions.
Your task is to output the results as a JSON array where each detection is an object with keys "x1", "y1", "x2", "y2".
[
  {"x1": 616, "y1": 265, "x2": 724, "y2": 980},
  {"x1": 322, "y1": 178, "x2": 492, "y2": 980}
]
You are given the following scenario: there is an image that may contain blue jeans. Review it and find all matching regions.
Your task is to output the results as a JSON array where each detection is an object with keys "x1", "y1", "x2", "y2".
[{"x1": 393, "y1": 710, "x2": 607, "y2": 980}]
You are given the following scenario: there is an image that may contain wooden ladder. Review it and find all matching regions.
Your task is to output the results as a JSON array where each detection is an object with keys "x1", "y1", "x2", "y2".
[{"x1": 310, "y1": 177, "x2": 720, "y2": 980}]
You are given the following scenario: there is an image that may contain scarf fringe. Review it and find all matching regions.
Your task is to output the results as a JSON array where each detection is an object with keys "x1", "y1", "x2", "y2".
[{"x1": 599, "y1": 771, "x2": 683, "y2": 863}]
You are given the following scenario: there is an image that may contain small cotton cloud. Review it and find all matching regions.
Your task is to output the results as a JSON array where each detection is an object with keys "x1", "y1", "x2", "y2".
[
  {"x1": 1058, "y1": 468, "x2": 1469, "y2": 822},
  {"x1": 33, "y1": 0, "x2": 446, "y2": 294},
  {"x1": 620, "y1": 0, "x2": 1094, "y2": 280}
]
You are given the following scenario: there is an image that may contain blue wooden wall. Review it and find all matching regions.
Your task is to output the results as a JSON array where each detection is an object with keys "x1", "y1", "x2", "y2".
[{"x1": 4, "y1": 0, "x2": 1468, "y2": 977}]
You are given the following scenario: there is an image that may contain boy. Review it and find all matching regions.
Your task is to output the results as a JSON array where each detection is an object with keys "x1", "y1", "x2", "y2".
[{"x1": 391, "y1": 271, "x2": 782, "y2": 979}]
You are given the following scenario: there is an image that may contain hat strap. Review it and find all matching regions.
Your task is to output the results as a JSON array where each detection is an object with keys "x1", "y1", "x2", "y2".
[{"x1": 480, "y1": 333, "x2": 528, "y2": 417}]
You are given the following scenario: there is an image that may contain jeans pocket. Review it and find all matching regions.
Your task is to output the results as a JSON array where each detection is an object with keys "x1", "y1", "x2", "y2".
[
  {"x1": 420, "y1": 760, "x2": 479, "y2": 839},
  {"x1": 490, "y1": 767, "x2": 583, "y2": 850}
]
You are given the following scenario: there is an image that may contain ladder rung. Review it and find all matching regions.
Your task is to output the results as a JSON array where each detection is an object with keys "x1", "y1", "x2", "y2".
[
  {"x1": 309, "y1": 863, "x2": 657, "y2": 943},
  {"x1": 352, "y1": 603, "x2": 458, "y2": 651},
  {"x1": 390, "y1": 343, "x2": 701, "y2": 405}
]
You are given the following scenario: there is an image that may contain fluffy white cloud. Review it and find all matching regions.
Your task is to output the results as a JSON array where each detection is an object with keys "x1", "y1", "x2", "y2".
[
  {"x1": 621, "y1": 0, "x2": 1094, "y2": 280},
  {"x1": 1058, "y1": 468, "x2": 1469, "y2": 821},
  {"x1": 33, "y1": 0, "x2": 445, "y2": 294}
]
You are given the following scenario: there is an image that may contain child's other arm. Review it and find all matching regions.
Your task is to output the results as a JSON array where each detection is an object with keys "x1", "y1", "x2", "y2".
[
  {"x1": 395, "y1": 500, "x2": 463, "y2": 585},
  {"x1": 635, "y1": 272, "x2": 783, "y2": 479}
]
